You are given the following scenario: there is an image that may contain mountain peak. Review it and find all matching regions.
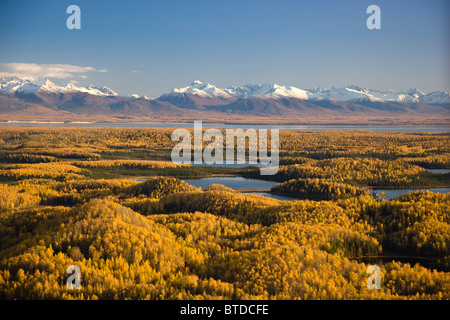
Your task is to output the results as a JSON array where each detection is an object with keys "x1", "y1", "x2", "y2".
[
  {"x1": 84, "y1": 85, "x2": 118, "y2": 96},
  {"x1": 191, "y1": 80, "x2": 203, "y2": 86},
  {"x1": 346, "y1": 85, "x2": 368, "y2": 92},
  {"x1": 165, "y1": 81, "x2": 233, "y2": 99},
  {"x1": 225, "y1": 82, "x2": 310, "y2": 100}
]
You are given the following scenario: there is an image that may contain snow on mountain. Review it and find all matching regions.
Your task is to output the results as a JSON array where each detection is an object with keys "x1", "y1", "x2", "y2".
[
  {"x1": 81, "y1": 85, "x2": 119, "y2": 96},
  {"x1": 226, "y1": 83, "x2": 312, "y2": 99},
  {"x1": 422, "y1": 91, "x2": 450, "y2": 105},
  {"x1": 225, "y1": 83, "x2": 449, "y2": 104},
  {"x1": 307, "y1": 86, "x2": 380, "y2": 102},
  {"x1": 162, "y1": 80, "x2": 234, "y2": 99},
  {"x1": 163, "y1": 81, "x2": 445, "y2": 103},
  {"x1": 0, "y1": 77, "x2": 118, "y2": 97},
  {"x1": 163, "y1": 81, "x2": 313, "y2": 100},
  {"x1": 401, "y1": 89, "x2": 425, "y2": 99},
  {"x1": 306, "y1": 86, "x2": 423, "y2": 103},
  {"x1": 370, "y1": 90, "x2": 419, "y2": 103},
  {"x1": 126, "y1": 93, "x2": 151, "y2": 100},
  {"x1": 126, "y1": 94, "x2": 141, "y2": 99},
  {"x1": 0, "y1": 77, "x2": 39, "y2": 94}
]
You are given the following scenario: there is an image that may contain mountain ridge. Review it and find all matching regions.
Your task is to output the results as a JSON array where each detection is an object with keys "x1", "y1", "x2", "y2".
[
  {"x1": 0, "y1": 77, "x2": 119, "y2": 97},
  {"x1": 2, "y1": 77, "x2": 449, "y2": 104},
  {"x1": 159, "y1": 80, "x2": 450, "y2": 105},
  {"x1": 0, "y1": 77, "x2": 449, "y2": 124}
]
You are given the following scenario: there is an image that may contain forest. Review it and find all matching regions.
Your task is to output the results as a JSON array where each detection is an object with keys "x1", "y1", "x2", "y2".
[{"x1": 0, "y1": 127, "x2": 448, "y2": 300}]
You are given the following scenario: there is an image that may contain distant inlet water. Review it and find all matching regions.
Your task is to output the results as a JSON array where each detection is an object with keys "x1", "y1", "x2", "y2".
[{"x1": 1, "y1": 122, "x2": 449, "y2": 133}]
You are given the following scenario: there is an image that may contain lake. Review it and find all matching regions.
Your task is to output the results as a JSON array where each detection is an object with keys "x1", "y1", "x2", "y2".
[
  {"x1": 183, "y1": 176, "x2": 277, "y2": 191},
  {"x1": 1, "y1": 122, "x2": 449, "y2": 132},
  {"x1": 182, "y1": 176, "x2": 297, "y2": 201},
  {"x1": 426, "y1": 169, "x2": 450, "y2": 174},
  {"x1": 371, "y1": 188, "x2": 450, "y2": 200}
]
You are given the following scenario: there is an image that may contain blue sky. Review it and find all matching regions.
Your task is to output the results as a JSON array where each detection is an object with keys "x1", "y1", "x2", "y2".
[{"x1": 0, "y1": 0, "x2": 449, "y2": 97}]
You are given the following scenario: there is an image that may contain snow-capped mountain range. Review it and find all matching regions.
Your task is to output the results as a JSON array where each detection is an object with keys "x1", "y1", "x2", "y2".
[
  {"x1": 161, "y1": 80, "x2": 450, "y2": 104},
  {"x1": 1, "y1": 77, "x2": 449, "y2": 104},
  {"x1": 0, "y1": 77, "x2": 120, "y2": 97},
  {"x1": 1, "y1": 77, "x2": 448, "y2": 123}
]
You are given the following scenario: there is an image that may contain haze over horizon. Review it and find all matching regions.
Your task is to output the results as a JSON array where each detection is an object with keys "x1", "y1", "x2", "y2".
[{"x1": 0, "y1": 0, "x2": 449, "y2": 97}]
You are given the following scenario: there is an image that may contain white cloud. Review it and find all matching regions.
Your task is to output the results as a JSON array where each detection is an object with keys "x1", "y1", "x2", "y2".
[
  {"x1": 131, "y1": 70, "x2": 142, "y2": 73},
  {"x1": 0, "y1": 62, "x2": 103, "y2": 79}
]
